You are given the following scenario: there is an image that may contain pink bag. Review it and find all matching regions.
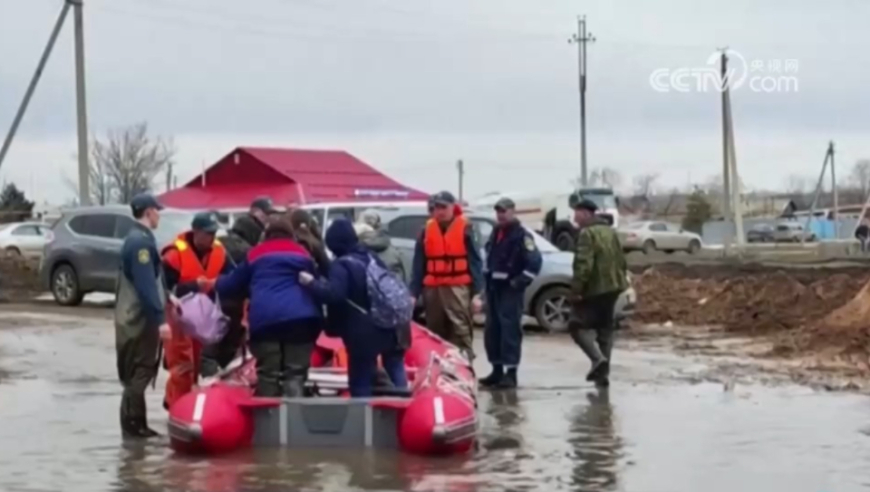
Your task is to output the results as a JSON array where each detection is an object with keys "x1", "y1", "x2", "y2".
[{"x1": 172, "y1": 292, "x2": 229, "y2": 345}]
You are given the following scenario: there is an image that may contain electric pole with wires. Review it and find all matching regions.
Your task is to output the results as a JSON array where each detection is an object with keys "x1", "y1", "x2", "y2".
[{"x1": 569, "y1": 16, "x2": 595, "y2": 187}]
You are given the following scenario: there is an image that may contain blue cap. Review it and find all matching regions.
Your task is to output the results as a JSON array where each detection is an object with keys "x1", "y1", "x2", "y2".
[
  {"x1": 191, "y1": 212, "x2": 219, "y2": 233},
  {"x1": 130, "y1": 193, "x2": 163, "y2": 215}
]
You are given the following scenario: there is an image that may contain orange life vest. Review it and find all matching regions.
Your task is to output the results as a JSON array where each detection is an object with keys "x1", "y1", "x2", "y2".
[
  {"x1": 423, "y1": 216, "x2": 472, "y2": 287},
  {"x1": 163, "y1": 233, "x2": 227, "y2": 283}
]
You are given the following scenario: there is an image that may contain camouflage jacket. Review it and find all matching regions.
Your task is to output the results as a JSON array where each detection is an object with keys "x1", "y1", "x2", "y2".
[{"x1": 571, "y1": 218, "x2": 628, "y2": 298}]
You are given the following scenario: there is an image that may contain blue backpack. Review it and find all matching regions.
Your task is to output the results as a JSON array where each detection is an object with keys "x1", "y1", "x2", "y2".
[{"x1": 344, "y1": 255, "x2": 414, "y2": 330}]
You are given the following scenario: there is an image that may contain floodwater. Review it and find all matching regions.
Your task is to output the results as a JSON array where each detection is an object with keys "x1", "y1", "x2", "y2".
[{"x1": 1, "y1": 310, "x2": 869, "y2": 492}]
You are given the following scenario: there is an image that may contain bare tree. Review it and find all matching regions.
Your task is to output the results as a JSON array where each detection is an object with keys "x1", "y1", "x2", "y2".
[
  {"x1": 632, "y1": 173, "x2": 659, "y2": 198},
  {"x1": 63, "y1": 153, "x2": 113, "y2": 205},
  {"x1": 655, "y1": 187, "x2": 681, "y2": 216},
  {"x1": 67, "y1": 122, "x2": 175, "y2": 204},
  {"x1": 850, "y1": 159, "x2": 870, "y2": 199}
]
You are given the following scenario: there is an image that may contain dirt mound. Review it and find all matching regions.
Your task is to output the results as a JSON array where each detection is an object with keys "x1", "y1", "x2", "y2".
[
  {"x1": 634, "y1": 264, "x2": 870, "y2": 337},
  {"x1": 0, "y1": 256, "x2": 44, "y2": 301},
  {"x1": 776, "y1": 280, "x2": 870, "y2": 359}
]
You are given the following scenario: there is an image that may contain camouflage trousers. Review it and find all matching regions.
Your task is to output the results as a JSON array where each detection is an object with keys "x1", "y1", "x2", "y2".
[{"x1": 424, "y1": 285, "x2": 474, "y2": 359}]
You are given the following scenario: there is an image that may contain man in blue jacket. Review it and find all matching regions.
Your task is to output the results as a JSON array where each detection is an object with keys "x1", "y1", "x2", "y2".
[
  {"x1": 479, "y1": 198, "x2": 542, "y2": 389},
  {"x1": 115, "y1": 193, "x2": 170, "y2": 438}
]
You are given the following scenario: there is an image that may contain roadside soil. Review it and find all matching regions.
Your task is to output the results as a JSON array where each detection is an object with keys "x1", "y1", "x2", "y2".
[
  {"x1": 631, "y1": 262, "x2": 870, "y2": 386},
  {"x1": 0, "y1": 256, "x2": 43, "y2": 302}
]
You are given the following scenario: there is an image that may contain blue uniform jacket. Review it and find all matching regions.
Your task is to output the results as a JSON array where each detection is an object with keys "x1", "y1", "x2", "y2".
[
  {"x1": 120, "y1": 224, "x2": 165, "y2": 327},
  {"x1": 409, "y1": 218, "x2": 484, "y2": 298},
  {"x1": 485, "y1": 220, "x2": 543, "y2": 290},
  {"x1": 305, "y1": 247, "x2": 376, "y2": 338},
  {"x1": 214, "y1": 238, "x2": 322, "y2": 338}
]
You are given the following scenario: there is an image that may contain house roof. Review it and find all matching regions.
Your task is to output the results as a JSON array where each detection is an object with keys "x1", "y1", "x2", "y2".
[
  {"x1": 160, "y1": 147, "x2": 429, "y2": 209},
  {"x1": 233, "y1": 147, "x2": 428, "y2": 202}
]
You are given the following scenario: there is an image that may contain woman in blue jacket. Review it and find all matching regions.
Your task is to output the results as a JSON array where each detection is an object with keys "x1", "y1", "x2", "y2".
[
  {"x1": 205, "y1": 219, "x2": 322, "y2": 397},
  {"x1": 300, "y1": 219, "x2": 408, "y2": 397}
]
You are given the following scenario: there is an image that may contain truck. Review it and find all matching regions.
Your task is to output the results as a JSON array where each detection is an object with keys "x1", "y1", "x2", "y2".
[{"x1": 471, "y1": 187, "x2": 620, "y2": 251}]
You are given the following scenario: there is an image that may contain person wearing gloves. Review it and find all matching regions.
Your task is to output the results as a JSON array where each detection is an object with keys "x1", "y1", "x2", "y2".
[
  {"x1": 409, "y1": 191, "x2": 484, "y2": 362},
  {"x1": 299, "y1": 218, "x2": 408, "y2": 397},
  {"x1": 479, "y1": 198, "x2": 542, "y2": 389},
  {"x1": 354, "y1": 209, "x2": 406, "y2": 282},
  {"x1": 201, "y1": 218, "x2": 322, "y2": 397}
]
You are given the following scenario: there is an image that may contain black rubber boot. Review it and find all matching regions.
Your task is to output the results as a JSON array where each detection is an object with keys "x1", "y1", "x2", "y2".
[
  {"x1": 495, "y1": 368, "x2": 518, "y2": 389},
  {"x1": 586, "y1": 359, "x2": 610, "y2": 382},
  {"x1": 478, "y1": 365, "x2": 503, "y2": 387}
]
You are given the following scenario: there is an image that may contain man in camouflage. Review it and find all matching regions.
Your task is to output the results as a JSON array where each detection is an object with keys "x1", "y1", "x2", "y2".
[{"x1": 569, "y1": 198, "x2": 628, "y2": 388}]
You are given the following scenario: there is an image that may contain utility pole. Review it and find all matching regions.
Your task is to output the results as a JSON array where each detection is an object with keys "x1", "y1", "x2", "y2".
[
  {"x1": 830, "y1": 141, "x2": 839, "y2": 238},
  {"x1": 803, "y1": 145, "x2": 834, "y2": 244},
  {"x1": 570, "y1": 16, "x2": 595, "y2": 187},
  {"x1": 0, "y1": 2, "x2": 71, "y2": 170},
  {"x1": 457, "y1": 159, "x2": 465, "y2": 202},
  {"x1": 72, "y1": 0, "x2": 90, "y2": 206},
  {"x1": 724, "y1": 87, "x2": 744, "y2": 249},
  {"x1": 719, "y1": 49, "x2": 733, "y2": 254}
]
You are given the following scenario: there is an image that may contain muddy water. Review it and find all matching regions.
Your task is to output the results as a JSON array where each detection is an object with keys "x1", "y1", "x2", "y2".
[{"x1": 0, "y1": 312, "x2": 868, "y2": 492}]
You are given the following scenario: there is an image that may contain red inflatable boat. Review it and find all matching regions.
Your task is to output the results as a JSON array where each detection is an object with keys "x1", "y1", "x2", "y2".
[{"x1": 167, "y1": 323, "x2": 478, "y2": 456}]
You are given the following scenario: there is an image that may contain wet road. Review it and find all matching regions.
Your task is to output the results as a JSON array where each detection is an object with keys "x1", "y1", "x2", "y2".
[{"x1": 0, "y1": 310, "x2": 868, "y2": 492}]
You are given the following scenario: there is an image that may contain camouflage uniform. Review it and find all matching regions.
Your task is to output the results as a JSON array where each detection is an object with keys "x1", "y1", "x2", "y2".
[{"x1": 569, "y1": 217, "x2": 628, "y2": 384}]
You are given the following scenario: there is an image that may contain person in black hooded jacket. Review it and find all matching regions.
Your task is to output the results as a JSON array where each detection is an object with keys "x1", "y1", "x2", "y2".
[{"x1": 299, "y1": 219, "x2": 408, "y2": 397}]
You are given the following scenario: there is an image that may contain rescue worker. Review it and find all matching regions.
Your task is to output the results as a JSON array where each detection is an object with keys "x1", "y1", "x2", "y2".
[
  {"x1": 161, "y1": 212, "x2": 235, "y2": 408},
  {"x1": 115, "y1": 193, "x2": 170, "y2": 438},
  {"x1": 410, "y1": 191, "x2": 484, "y2": 362},
  {"x1": 479, "y1": 198, "x2": 542, "y2": 389},
  {"x1": 569, "y1": 198, "x2": 628, "y2": 388}
]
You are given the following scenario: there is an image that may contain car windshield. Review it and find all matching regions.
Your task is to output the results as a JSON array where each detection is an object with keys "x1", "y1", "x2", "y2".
[{"x1": 624, "y1": 222, "x2": 647, "y2": 230}]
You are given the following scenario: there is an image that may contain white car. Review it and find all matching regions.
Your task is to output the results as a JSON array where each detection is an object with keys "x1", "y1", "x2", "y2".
[{"x1": 0, "y1": 222, "x2": 53, "y2": 258}]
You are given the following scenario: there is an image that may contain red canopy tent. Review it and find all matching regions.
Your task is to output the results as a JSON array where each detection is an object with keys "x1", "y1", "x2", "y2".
[{"x1": 159, "y1": 147, "x2": 429, "y2": 209}]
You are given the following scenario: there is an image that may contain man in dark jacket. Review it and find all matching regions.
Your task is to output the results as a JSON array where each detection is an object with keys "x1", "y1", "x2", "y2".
[
  {"x1": 569, "y1": 198, "x2": 628, "y2": 388},
  {"x1": 300, "y1": 219, "x2": 408, "y2": 397},
  {"x1": 221, "y1": 196, "x2": 276, "y2": 263},
  {"x1": 856, "y1": 219, "x2": 870, "y2": 253},
  {"x1": 115, "y1": 193, "x2": 169, "y2": 438},
  {"x1": 479, "y1": 198, "x2": 542, "y2": 389},
  {"x1": 410, "y1": 191, "x2": 484, "y2": 362}
]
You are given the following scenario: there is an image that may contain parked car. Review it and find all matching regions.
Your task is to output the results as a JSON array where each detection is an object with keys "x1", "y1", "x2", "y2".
[
  {"x1": 618, "y1": 221, "x2": 703, "y2": 255},
  {"x1": 0, "y1": 222, "x2": 53, "y2": 258},
  {"x1": 746, "y1": 223, "x2": 775, "y2": 243},
  {"x1": 40, "y1": 206, "x2": 200, "y2": 306},
  {"x1": 352, "y1": 206, "x2": 636, "y2": 332},
  {"x1": 773, "y1": 222, "x2": 816, "y2": 242}
]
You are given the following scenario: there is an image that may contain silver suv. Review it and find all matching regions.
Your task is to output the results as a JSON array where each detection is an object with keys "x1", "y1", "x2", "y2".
[{"x1": 41, "y1": 206, "x2": 198, "y2": 306}]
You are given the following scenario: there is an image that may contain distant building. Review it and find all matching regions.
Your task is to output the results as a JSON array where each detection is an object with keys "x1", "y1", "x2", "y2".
[{"x1": 159, "y1": 147, "x2": 429, "y2": 210}]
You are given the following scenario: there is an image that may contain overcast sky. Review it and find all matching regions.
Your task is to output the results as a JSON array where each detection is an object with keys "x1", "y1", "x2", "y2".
[{"x1": 2, "y1": 0, "x2": 869, "y2": 204}]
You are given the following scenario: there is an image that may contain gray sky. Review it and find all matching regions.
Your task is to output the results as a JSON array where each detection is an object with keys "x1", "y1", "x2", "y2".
[{"x1": 2, "y1": 0, "x2": 869, "y2": 204}]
